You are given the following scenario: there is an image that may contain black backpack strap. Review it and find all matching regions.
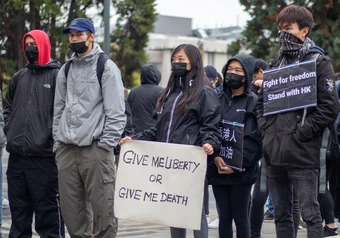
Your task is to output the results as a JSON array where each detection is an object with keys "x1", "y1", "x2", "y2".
[
  {"x1": 64, "y1": 60, "x2": 72, "y2": 79},
  {"x1": 96, "y1": 53, "x2": 110, "y2": 89}
]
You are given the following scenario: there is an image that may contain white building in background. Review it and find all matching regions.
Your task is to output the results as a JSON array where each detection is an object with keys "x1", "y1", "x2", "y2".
[
  {"x1": 146, "y1": 33, "x2": 232, "y2": 88},
  {"x1": 146, "y1": 15, "x2": 239, "y2": 87}
]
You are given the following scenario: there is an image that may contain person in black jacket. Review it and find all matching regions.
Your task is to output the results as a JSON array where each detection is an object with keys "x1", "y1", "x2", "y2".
[
  {"x1": 256, "y1": 5, "x2": 339, "y2": 238},
  {"x1": 127, "y1": 64, "x2": 163, "y2": 133},
  {"x1": 207, "y1": 54, "x2": 262, "y2": 238},
  {"x1": 120, "y1": 44, "x2": 221, "y2": 238},
  {"x1": 4, "y1": 30, "x2": 65, "y2": 238}
]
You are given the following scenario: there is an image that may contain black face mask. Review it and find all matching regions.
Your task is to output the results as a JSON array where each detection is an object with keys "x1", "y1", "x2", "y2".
[
  {"x1": 172, "y1": 62, "x2": 189, "y2": 78},
  {"x1": 225, "y1": 72, "x2": 245, "y2": 90},
  {"x1": 25, "y1": 45, "x2": 38, "y2": 63},
  {"x1": 69, "y1": 41, "x2": 89, "y2": 54}
]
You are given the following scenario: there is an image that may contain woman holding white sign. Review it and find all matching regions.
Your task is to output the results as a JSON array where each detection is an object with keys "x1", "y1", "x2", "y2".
[
  {"x1": 207, "y1": 54, "x2": 262, "y2": 238},
  {"x1": 120, "y1": 44, "x2": 221, "y2": 238}
]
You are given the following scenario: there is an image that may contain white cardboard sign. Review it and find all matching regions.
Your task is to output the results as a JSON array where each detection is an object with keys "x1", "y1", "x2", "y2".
[{"x1": 114, "y1": 140, "x2": 207, "y2": 230}]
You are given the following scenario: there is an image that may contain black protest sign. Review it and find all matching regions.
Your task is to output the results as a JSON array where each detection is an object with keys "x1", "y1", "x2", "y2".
[
  {"x1": 219, "y1": 120, "x2": 244, "y2": 171},
  {"x1": 263, "y1": 59, "x2": 317, "y2": 116}
]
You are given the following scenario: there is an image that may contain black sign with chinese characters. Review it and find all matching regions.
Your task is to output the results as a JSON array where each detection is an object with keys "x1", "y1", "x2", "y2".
[{"x1": 219, "y1": 120, "x2": 244, "y2": 171}]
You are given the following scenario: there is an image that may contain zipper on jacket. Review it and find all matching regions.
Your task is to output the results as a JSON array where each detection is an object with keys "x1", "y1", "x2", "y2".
[
  {"x1": 166, "y1": 78, "x2": 183, "y2": 143},
  {"x1": 23, "y1": 71, "x2": 36, "y2": 155}
]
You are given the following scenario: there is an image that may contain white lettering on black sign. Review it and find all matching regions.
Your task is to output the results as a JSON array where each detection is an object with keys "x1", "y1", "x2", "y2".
[{"x1": 263, "y1": 60, "x2": 317, "y2": 116}]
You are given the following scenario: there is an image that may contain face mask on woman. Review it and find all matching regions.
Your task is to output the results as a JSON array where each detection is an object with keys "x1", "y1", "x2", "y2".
[
  {"x1": 225, "y1": 72, "x2": 245, "y2": 90},
  {"x1": 172, "y1": 62, "x2": 190, "y2": 77}
]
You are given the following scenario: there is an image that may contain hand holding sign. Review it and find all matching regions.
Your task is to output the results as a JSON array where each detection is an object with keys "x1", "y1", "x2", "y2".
[
  {"x1": 119, "y1": 136, "x2": 132, "y2": 145},
  {"x1": 202, "y1": 143, "x2": 214, "y2": 155},
  {"x1": 214, "y1": 156, "x2": 235, "y2": 174}
]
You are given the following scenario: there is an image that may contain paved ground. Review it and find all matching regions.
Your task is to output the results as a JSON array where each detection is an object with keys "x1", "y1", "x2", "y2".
[{"x1": 1, "y1": 150, "x2": 308, "y2": 237}]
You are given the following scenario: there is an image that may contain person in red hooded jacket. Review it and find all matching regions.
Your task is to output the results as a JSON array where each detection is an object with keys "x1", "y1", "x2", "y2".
[{"x1": 4, "y1": 30, "x2": 65, "y2": 238}]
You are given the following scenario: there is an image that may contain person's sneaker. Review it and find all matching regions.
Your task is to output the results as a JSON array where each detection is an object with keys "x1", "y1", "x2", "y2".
[
  {"x1": 323, "y1": 226, "x2": 339, "y2": 237},
  {"x1": 335, "y1": 218, "x2": 340, "y2": 229},
  {"x1": 2, "y1": 198, "x2": 9, "y2": 209},
  {"x1": 208, "y1": 217, "x2": 219, "y2": 229},
  {"x1": 263, "y1": 210, "x2": 274, "y2": 220}
]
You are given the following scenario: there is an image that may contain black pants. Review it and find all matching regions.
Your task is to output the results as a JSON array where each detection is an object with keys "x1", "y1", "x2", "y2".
[
  {"x1": 213, "y1": 184, "x2": 252, "y2": 238},
  {"x1": 7, "y1": 154, "x2": 65, "y2": 238},
  {"x1": 329, "y1": 159, "x2": 340, "y2": 219},
  {"x1": 203, "y1": 179, "x2": 209, "y2": 216},
  {"x1": 318, "y1": 160, "x2": 336, "y2": 224},
  {"x1": 267, "y1": 166, "x2": 322, "y2": 238},
  {"x1": 250, "y1": 167, "x2": 300, "y2": 238}
]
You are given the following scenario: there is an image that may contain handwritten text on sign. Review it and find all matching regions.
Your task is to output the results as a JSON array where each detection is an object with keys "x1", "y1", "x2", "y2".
[
  {"x1": 114, "y1": 140, "x2": 207, "y2": 230},
  {"x1": 263, "y1": 59, "x2": 317, "y2": 116}
]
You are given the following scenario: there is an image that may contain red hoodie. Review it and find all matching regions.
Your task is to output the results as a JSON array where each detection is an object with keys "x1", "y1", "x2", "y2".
[{"x1": 22, "y1": 30, "x2": 51, "y2": 65}]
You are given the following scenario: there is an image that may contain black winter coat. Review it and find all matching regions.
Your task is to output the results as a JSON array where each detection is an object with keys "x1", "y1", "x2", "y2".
[
  {"x1": 207, "y1": 54, "x2": 262, "y2": 186},
  {"x1": 4, "y1": 60, "x2": 60, "y2": 157},
  {"x1": 127, "y1": 64, "x2": 163, "y2": 133},
  {"x1": 257, "y1": 49, "x2": 339, "y2": 169},
  {"x1": 134, "y1": 78, "x2": 221, "y2": 152}
]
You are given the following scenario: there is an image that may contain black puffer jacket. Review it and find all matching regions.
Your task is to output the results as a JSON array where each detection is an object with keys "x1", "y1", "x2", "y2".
[
  {"x1": 207, "y1": 54, "x2": 262, "y2": 186},
  {"x1": 4, "y1": 60, "x2": 60, "y2": 157},
  {"x1": 257, "y1": 47, "x2": 339, "y2": 168},
  {"x1": 134, "y1": 78, "x2": 221, "y2": 152},
  {"x1": 127, "y1": 64, "x2": 163, "y2": 133}
]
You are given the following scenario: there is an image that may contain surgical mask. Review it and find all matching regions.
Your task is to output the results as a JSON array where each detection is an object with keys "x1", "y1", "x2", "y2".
[
  {"x1": 25, "y1": 46, "x2": 38, "y2": 63},
  {"x1": 279, "y1": 31, "x2": 304, "y2": 54},
  {"x1": 172, "y1": 62, "x2": 189, "y2": 78},
  {"x1": 225, "y1": 72, "x2": 245, "y2": 90},
  {"x1": 69, "y1": 41, "x2": 88, "y2": 54}
]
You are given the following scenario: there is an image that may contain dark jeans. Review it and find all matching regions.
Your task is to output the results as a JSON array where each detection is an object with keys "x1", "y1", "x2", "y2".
[
  {"x1": 267, "y1": 165, "x2": 322, "y2": 238},
  {"x1": 213, "y1": 184, "x2": 252, "y2": 238},
  {"x1": 7, "y1": 154, "x2": 65, "y2": 238},
  {"x1": 250, "y1": 167, "x2": 300, "y2": 238}
]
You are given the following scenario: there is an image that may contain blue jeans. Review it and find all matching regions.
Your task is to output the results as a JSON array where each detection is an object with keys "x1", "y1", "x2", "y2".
[
  {"x1": 267, "y1": 194, "x2": 274, "y2": 214},
  {"x1": 0, "y1": 146, "x2": 3, "y2": 226},
  {"x1": 267, "y1": 165, "x2": 322, "y2": 238}
]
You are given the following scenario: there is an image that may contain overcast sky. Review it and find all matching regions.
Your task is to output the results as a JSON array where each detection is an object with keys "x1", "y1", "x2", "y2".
[{"x1": 155, "y1": 0, "x2": 251, "y2": 29}]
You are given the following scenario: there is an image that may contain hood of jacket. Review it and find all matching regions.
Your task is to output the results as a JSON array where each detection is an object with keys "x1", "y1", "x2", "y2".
[
  {"x1": 22, "y1": 30, "x2": 51, "y2": 66},
  {"x1": 26, "y1": 59, "x2": 61, "y2": 71},
  {"x1": 222, "y1": 54, "x2": 255, "y2": 94},
  {"x1": 140, "y1": 64, "x2": 161, "y2": 85}
]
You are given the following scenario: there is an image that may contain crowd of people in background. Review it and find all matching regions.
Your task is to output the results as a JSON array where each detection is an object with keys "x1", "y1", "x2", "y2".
[{"x1": 0, "y1": 3, "x2": 339, "y2": 238}]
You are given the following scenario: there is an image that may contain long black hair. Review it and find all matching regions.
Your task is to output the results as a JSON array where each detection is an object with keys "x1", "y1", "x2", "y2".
[{"x1": 156, "y1": 44, "x2": 206, "y2": 114}]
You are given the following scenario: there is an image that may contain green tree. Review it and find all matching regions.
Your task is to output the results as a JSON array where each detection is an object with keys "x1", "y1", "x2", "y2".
[
  {"x1": 0, "y1": 0, "x2": 101, "y2": 101},
  {"x1": 236, "y1": 0, "x2": 340, "y2": 71},
  {"x1": 111, "y1": 0, "x2": 157, "y2": 88}
]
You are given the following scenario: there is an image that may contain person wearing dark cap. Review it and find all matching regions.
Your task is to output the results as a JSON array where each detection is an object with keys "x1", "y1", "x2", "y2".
[
  {"x1": 207, "y1": 54, "x2": 262, "y2": 238},
  {"x1": 4, "y1": 30, "x2": 65, "y2": 237},
  {"x1": 53, "y1": 18, "x2": 126, "y2": 237},
  {"x1": 251, "y1": 58, "x2": 269, "y2": 94},
  {"x1": 204, "y1": 65, "x2": 223, "y2": 93}
]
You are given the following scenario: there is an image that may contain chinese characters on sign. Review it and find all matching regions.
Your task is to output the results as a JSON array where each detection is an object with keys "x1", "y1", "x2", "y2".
[{"x1": 219, "y1": 120, "x2": 244, "y2": 171}]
